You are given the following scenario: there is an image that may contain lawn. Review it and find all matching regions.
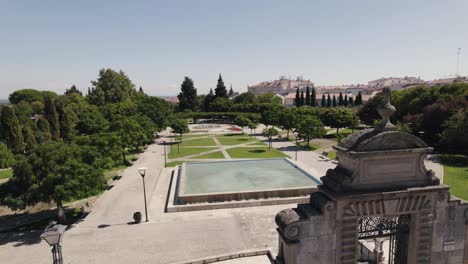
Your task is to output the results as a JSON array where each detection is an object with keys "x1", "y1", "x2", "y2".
[
  {"x1": 178, "y1": 137, "x2": 216, "y2": 147},
  {"x1": 103, "y1": 165, "x2": 127, "y2": 181},
  {"x1": 181, "y1": 134, "x2": 209, "y2": 140},
  {"x1": 298, "y1": 142, "x2": 320, "y2": 151},
  {"x1": 166, "y1": 161, "x2": 185, "y2": 167},
  {"x1": 440, "y1": 155, "x2": 468, "y2": 200},
  {"x1": 0, "y1": 169, "x2": 13, "y2": 180},
  {"x1": 168, "y1": 147, "x2": 216, "y2": 159},
  {"x1": 216, "y1": 135, "x2": 258, "y2": 146},
  {"x1": 196, "y1": 151, "x2": 225, "y2": 159},
  {"x1": 227, "y1": 147, "x2": 289, "y2": 159}
]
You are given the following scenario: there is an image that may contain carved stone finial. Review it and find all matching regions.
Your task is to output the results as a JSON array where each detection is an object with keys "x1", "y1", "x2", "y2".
[{"x1": 375, "y1": 87, "x2": 396, "y2": 131}]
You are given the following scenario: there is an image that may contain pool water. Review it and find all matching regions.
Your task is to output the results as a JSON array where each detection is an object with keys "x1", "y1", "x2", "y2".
[{"x1": 182, "y1": 158, "x2": 320, "y2": 194}]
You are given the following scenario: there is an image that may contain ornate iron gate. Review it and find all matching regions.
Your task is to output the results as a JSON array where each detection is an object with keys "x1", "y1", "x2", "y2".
[{"x1": 358, "y1": 215, "x2": 410, "y2": 264}]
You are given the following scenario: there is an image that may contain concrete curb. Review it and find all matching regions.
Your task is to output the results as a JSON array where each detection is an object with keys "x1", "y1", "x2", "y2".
[{"x1": 168, "y1": 248, "x2": 274, "y2": 264}]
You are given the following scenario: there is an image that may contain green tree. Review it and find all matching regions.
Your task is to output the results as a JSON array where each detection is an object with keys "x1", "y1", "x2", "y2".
[
  {"x1": 296, "y1": 116, "x2": 326, "y2": 146},
  {"x1": 0, "y1": 106, "x2": 24, "y2": 153},
  {"x1": 228, "y1": 85, "x2": 234, "y2": 96},
  {"x1": 209, "y1": 97, "x2": 232, "y2": 112},
  {"x1": 234, "y1": 116, "x2": 251, "y2": 134},
  {"x1": 327, "y1": 94, "x2": 331, "y2": 108},
  {"x1": 56, "y1": 99, "x2": 74, "y2": 141},
  {"x1": 338, "y1": 92, "x2": 344, "y2": 106},
  {"x1": 111, "y1": 116, "x2": 146, "y2": 164},
  {"x1": 44, "y1": 96, "x2": 60, "y2": 140},
  {"x1": 311, "y1": 87, "x2": 316, "y2": 107},
  {"x1": 262, "y1": 127, "x2": 279, "y2": 150},
  {"x1": 332, "y1": 95, "x2": 337, "y2": 107},
  {"x1": 215, "y1": 74, "x2": 228, "y2": 98},
  {"x1": 65, "y1": 85, "x2": 83, "y2": 96},
  {"x1": 36, "y1": 117, "x2": 52, "y2": 143},
  {"x1": 321, "y1": 94, "x2": 326, "y2": 107},
  {"x1": 88, "y1": 68, "x2": 136, "y2": 106},
  {"x1": 278, "y1": 108, "x2": 297, "y2": 140},
  {"x1": 135, "y1": 95, "x2": 171, "y2": 130},
  {"x1": 295, "y1": 88, "x2": 301, "y2": 107},
  {"x1": 203, "y1": 89, "x2": 216, "y2": 111},
  {"x1": 355, "y1": 92, "x2": 363, "y2": 106},
  {"x1": 261, "y1": 107, "x2": 281, "y2": 127},
  {"x1": 21, "y1": 125, "x2": 36, "y2": 150},
  {"x1": 0, "y1": 143, "x2": 106, "y2": 217},
  {"x1": 248, "y1": 121, "x2": 257, "y2": 138},
  {"x1": 348, "y1": 96, "x2": 354, "y2": 106},
  {"x1": 257, "y1": 92, "x2": 282, "y2": 105},
  {"x1": 233, "y1": 92, "x2": 256, "y2": 104},
  {"x1": 9, "y1": 89, "x2": 56, "y2": 104},
  {"x1": 300, "y1": 91, "x2": 305, "y2": 106},
  {"x1": 321, "y1": 108, "x2": 356, "y2": 133},
  {"x1": 344, "y1": 94, "x2": 349, "y2": 107},
  {"x1": 177, "y1": 77, "x2": 198, "y2": 111},
  {"x1": 439, "y1": 110, "x2": 468, "y2": 154},
  {"x1": 305, "y1": 86, "x2": 311, "y2": 106},
  {"x1": 76, "y1": 107, "x2": 109, "y2": 134},
  {"x1": 0, "y1": 142, "x2": 14, "y2": 168},
  {"x1": 171, "y1": 119, "x2": 189, "y2": 152}
]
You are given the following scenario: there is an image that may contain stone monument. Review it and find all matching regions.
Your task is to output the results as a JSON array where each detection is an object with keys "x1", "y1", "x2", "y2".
[{"x1": 275, "y1": 88, "x2": 468, "y2": 264}]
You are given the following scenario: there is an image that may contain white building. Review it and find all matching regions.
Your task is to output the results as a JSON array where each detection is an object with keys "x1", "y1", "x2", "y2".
[
  {"x1": 368, "y1": 76, "x2": 424, "y2": 90},
  {"x1": 247, "y1": 76, "x2": 314, "y2": 96}
]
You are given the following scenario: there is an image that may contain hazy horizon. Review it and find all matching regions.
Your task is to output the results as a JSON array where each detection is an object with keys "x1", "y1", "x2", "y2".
[{"x1": 1, "y1": 0, "x2": 467, "y2": 98}]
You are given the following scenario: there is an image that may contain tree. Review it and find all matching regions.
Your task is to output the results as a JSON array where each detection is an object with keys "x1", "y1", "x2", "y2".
[
  {"x1": 36, "y1": 117, "x2": 52, "y2": 143},
  {"x1": 311, "y1": 87, "x2": 316, "y2": 107},
  {"x1": 296, "y1": 116, "x2": 326, "y2": 146},
  {"x1": 111, "y1": 116, "x2": 146, "y2": 164},
  {"x1": 321, "y1": 94, "x2": 326, "y2": 107},
  {"x1": 261, "y1": 107, "x2": 281, "y2": 127},
  {"x1": 44, "y1": 96, "x2": 60, "y2": 140},
  {"x1": 56, "y1": 98, "x2": 74, "y2": 141},
  {"x1": 355, "y1": 92, "x2": 363, "y2": 106},
  {"x1": 171, "y1": 119, "x2": 189, "y2": 153},
  {"x1": 348, "y1": 96, "x2": 354, "y2": 106},
  {"x1": 257, "y1": 92, "x2": 282, "y2": 105},
  {"x1": 233, "y1": 92, "x2": 255, "y2": 104},
  {"x1": 344, "y1": 94, "x2": 348, "y2": 107},
  {"x1": 327, "y1": 94, "x2": 332, "y2": 108},
  {"x1": 262, "y1": 127, "x2": 279, "y2": 150},
  {"x1": 76, "y1": 107, "x2": 109, "y2": 134},
  {"x1": 338, "y1": 92, "x2": 344, "y2": 106},
  {"x1": 135, "y1": 95, "x2": 171, "y2": 130},
  {"x1": 295, "y1": 88, "x2": 301, "y2": 107},
  {"x1": 0, "y1": 106, "x2": 24, "y2": 153},
  {"x1": 203, "y1": 89, "x2": 216, "y2": 111},
  {"x1": 65, "y1": 85, "x2": 82, "y2": 96},
  {"x1": 0, "y1": 142, "x2": 14, "y2": 168},
  {"x1": 0, "y1": 142, "x2": 106, "y2": 217},
  {"x1": 439, "y1": 110, "x2": 468, "y2": 154},
  {"x1": 88, "y1": 68, "x2": 136, "y2": 106},
  {"x1": 9, "y1": 89, "x2": 57, "y2": 104},
  {"x1": 248, "y1": 121, "x2": 257, "y2": 138},
  {"x1": 209, "y1": 97, "x2": 232, "y2": 112},
  {"x1": 321, "y1": 108, "x2": 357, "y2": 133},
  {"x1": 278, "y1": 108, "x2": 297, "y2": 140},
  {"x1": 214, "y1": 74, "x2": 228, "y2": 98},
  {"x1": 300, "y1": 91, "x2": 305, "y2": 106},
  {"x1": 21, "y1": 125, "x2": 36, "y2": 150},
  {"x1": 234, "y1": 116, "x2": 251, "y2": 134},
  {"x1": 305, "y1": 86, "x2": 311, "y2": 106},
  {"x1": 177, "y1": 77, "x2": 198, "y2": 111},
  {"x1": 139, "y1": 86, "x2": 144, "y2": 94},
  {"x1": 332, "y1": 95, "x2": 337, "y2": 107},
  {"x1": 228, "y1": 85, "x2": 234, "y2": 96}
]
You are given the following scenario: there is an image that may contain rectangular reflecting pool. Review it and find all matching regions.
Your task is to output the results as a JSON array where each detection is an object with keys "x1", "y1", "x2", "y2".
[{"x1": 176, "y1": 158, "x2": 321, "y2": 204}]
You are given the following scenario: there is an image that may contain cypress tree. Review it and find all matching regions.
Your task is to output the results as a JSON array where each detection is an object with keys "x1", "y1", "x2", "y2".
[
  {"x1": 228, "y1": 85, "x2": 234, "y2": 96},
  {"x1": 295, "y1": 88, "x2": 300, "y2": 107},
  {"x1": 300, "y1": 91, "x2": 305, "y2": 106},
  {"x1": 332, "y1": 95, "x2": 337, "y2": 107},
  {"x1": 349, "y1": 96, "x2": 354, "y2": 106},
  {"x1": 327, "y1": 94, "x2": 331, "y2": 108},
  {"x1": 177, "y1": 77, "x2": 198, "y2": 111},
  {"x1": 338, "y1": 92, "x2": 344, "y2": 106},
  {"x1": 44, "y1": 96, "x2": 60, "y2": 140},
  {"x1": 214, "y1": 74, "x2": 228, "y2": 98},
  {"x1": 355, "y1": 92, "x2": 363, "y2": 105},
  {"x1": 57, "y1": 102, "x2": 73, "y2": 142},
  {"x1": 321, "y1": 94, "x2": 326, "y2": 107},
  {"x1": 203, "y1": 89, "x2": 215, "y2": 111},
  {"x1": 344, "y1": 94, "x2": 348, "y2": 107},
  {"x1": 22, "y1": 125, "x2": 36, "y2": 150},
  {"x1": 139, "y1": 86, "x2": 144, "y2": 93},
  {"x1": 36, "y1": 117, "x2": 52, "y2": 143},
  {"x1": 305, "y1": 86, "x2": 311, "y2": 106},
  {"x1": 311, "y1": 87, "x2": 316, "y2": 107},
  {"x1": 0, "y1": 106, "x2": 24, "y2": 153}
]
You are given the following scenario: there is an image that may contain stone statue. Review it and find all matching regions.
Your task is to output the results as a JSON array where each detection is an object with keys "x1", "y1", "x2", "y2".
[{"x1": 375, "y1": 87, "x2": 396, "y2": 131}]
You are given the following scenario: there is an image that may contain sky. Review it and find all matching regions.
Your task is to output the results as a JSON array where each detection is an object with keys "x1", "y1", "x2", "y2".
[{"x1": 1, "y1": 0, "x2": 467, "y2": 98}]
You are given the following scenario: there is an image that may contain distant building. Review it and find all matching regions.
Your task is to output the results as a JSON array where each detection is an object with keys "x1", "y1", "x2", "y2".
[
  {"x1": 164, "y1": 97, "x2": 179, "y2": 104},
  {"x1": 368, "y1": 76, "x2": 424, "y2": 90},
  {"x1": 427, "y1": 76, "x2": 468, "y2": 86},
  {"x1": 247, "y1": 76, "x2": 314, "y2": 96}
]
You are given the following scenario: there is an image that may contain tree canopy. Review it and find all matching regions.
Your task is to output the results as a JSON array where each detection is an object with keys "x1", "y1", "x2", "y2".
[{"x1": 177, "y1": 77, "x2": 198, "y2": 111}]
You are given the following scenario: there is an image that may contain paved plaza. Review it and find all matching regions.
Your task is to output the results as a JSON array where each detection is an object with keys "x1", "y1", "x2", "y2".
[{"x1": 0, "y1": 126, "x2": 444, "y2": 264}]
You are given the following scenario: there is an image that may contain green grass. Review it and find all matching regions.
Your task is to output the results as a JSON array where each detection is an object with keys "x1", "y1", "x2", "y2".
[
  {"x1": 440, "y1": 155, "x2": 468, "y2": 200},
  {"x1": 182, "y1": 134, "x2": 209, "y2": 139},
  {"x1": 226, "y1": 147, "x2": 289, "y2": 159},
  {"x1": 178, "y1": 137, "x2": 216, "y2": 147},
  {"x1": 298, "y1": 142, "x2": 320, "y2": 151},
  {"x1": 103, "y1": 165, "x2": 127, "y2": 181},
  {"x1": 165, "y1": 161, "x2": 185, "y2": 167},
  {"x1": 0, "y1": 169, "x2": 13, "y2": 180},
  {"x1": 216, "y1": 135, "x2": 257, "y2": 146},
  {"x1": 327, "y1": 151, "x2": 337, "y2": 160},
  {"x1": 168, "y1": 147, "x2": 216, "y2": 159},
  {"x1": 196, "y1": 151, "x2": 225, "y2": 159}
]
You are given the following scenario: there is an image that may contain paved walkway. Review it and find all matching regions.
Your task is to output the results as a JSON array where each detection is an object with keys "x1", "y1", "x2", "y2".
[{"x1": 212, "y1": 134, "x2": 231, "y2": 160}]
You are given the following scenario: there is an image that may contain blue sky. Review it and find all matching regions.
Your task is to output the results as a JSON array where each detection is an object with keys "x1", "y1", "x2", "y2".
[{"x1": 1, "y1": 0, "x2": 467, "y2": 98}]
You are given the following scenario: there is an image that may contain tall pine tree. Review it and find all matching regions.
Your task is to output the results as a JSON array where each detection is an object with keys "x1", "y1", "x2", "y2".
[
  {"x1": 203, "y1": 89, "x2": 215, "y2": 111},
  {"x1": 177, "y1": 77, "x2": 198, "y2": 111},
  {"x1": 214, "y1": 74, "x2": 228, "y2": 98},
  {"x1": 321, "y1": 94, "x2": 326, "y2": 107},
  {"x1": 338, "y1": 92, "x2": 344, "y2": 106},
  {"x1": 327, "y1": 94, "x2": 332, "y2": 107},
  {"x1": 311, "y1": 87, "x2": 316, "y2": 107},
  {"x1": 332, "y1": 95, "x2": 337, "y2": 107},
  {"x1": 295, "y1": 88, "x2": 301, "y2": 107},
  {"x1": 344, "y1": 94, "x2": 348, "y2": 107},
  {"x1": 348, "y1": 96, "x2": 354, "y2": 106},
  {"x1": 300, "y1": 91, "x2": 305, "y2": 106},
  {"x1": 355, "y1": 92, "x2": 363, "y2": 105},
  {"x1": 305, "y1": 86, "x2": 311, "y2": 106},
  {"x1": 228, "y1": 85, "x2": 234, "y2": 96},
  {"x1": 0, "y1": 106, "x2": 24, "y2": 153}
]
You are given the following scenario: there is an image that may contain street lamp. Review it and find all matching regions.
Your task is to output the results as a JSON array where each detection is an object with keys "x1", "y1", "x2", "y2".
[
  {"x1": 41, "y1": 222, "x2": 66, "y2": 264},
  {"x1": 293, "y1": 131, "x2": 299, "y2": 161},
  {"x1": 138, "y1": 167, "x2": 149, "y2": 222},
  {"x1": 163, "y1": 140, "x2": 167, "y2": 167}
]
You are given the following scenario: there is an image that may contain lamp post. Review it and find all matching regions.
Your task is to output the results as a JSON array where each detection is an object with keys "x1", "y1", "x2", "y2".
[
  {"x1": 41, "y1": 223, "x2": 66, "y2": 264},
  {"x1": 163, "y1": 140, "x2": 167, "y2": 167},
  {"x1": 138, "y1": 167, "x2": 149, "y2": 222},
  {"x1": 293, "y1": 131, "x2": 299, "y2": 161}
]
